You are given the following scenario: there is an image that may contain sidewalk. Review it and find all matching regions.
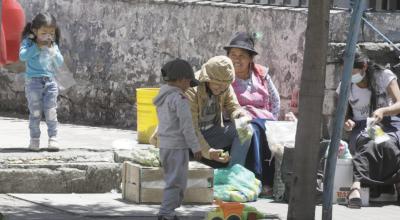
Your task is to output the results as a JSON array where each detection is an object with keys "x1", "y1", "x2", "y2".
[
  {"x1": 1, "y1": 116, "x2": 399, "y2": 219},
  {"x1": 0, "y1": 116, "x2": 136, "y2": 150}
]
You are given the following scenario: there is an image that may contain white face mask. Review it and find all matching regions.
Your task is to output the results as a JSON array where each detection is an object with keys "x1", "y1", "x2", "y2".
[{"x1": 351, "y1": 71, "x2": 365, "y2": 84}]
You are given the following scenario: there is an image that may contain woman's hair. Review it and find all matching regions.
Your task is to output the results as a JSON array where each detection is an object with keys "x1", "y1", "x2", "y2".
[
  {"x1": 343, "y1": 48, "x2": 385, "y2": 113},
  {"x1": 21, "y1": 12, "x2": 61, "y2": 45},
  {"x1": 226, "y1": 47, "x2": 256, "y2": 58}
]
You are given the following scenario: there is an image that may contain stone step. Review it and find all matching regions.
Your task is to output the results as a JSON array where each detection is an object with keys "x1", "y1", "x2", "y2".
[
  {"x1": 0, "y1": 149, "x2": 115, "y2": 167},
  {"x1": 0, "y1": 149, "x2": 143, "y2": 193},
  {"x1": 0, "y1": 162, "x2": 121, "y2": 193}
]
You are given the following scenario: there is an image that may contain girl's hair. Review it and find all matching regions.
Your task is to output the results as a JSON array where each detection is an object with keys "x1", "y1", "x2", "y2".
[{"x1": 21, "y1": 12, "x2": 61, "y2": 45}]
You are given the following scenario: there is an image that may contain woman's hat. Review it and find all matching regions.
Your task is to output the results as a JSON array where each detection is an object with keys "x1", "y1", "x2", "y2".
[
  {"x1": 223, "y1": 32, "x2": 258, "y2": 55},
  {"x1": 161, "y1": 58, "x2": 199, "y2": 87},
  {"x1": 198, "y1": 56, "x2": 235, "y2": 84}
]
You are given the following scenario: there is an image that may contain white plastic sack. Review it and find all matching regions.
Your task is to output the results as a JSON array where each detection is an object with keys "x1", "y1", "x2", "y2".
[{"x1": 265, "y1": 121, "x2": 297, "y2": 158}]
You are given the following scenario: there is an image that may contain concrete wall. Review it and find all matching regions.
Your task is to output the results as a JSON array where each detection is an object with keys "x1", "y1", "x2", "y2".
[{"x1": 1, "y1": 0, "x2": 400, "y2": 128}]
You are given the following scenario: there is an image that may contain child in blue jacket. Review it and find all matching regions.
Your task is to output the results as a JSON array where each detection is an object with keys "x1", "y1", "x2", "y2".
[{"x1": 19, "y1": 12, "x2": 64, "y2": 151}]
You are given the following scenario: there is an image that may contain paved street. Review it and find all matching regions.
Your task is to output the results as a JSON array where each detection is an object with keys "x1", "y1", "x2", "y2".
[{"x1": 0, "y1": 116, "x2": 399, "y2": 219}]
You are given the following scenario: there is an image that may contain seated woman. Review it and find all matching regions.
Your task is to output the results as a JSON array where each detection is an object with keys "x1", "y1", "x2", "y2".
[
  {"x1": 337, "y1": 49, "x2": 400, "y2": 208},
  {"x1": 224, "y1": 32, "x2": 281, "y2": 196},
  {"x1": 150, "y1": 56, "x2": 252, "y2": 167}
]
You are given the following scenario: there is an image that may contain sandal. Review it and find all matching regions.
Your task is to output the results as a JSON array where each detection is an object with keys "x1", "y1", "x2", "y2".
[
  {"x1": 347, "y1": 188, "x2": 362, "y2": 209},
  {"x1": 259, "y1": 185, "x2": 273, "y2": 198}
]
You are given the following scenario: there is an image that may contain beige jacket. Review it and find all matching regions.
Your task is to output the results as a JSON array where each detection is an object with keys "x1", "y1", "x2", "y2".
[{"x1": 150, "y1": 56, "x2": 246, "y2": 159}]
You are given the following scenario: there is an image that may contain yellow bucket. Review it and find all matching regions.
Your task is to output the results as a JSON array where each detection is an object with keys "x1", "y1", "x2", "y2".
[{"x1": 136, "y1": 88, "x2": 160, "y2": 144}]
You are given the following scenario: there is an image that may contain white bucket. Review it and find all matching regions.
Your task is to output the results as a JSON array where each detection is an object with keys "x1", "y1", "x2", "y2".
[
  {"x1": 332, "y1": 159, "x2": 353, "y2": 204},
  {"x1": 331, "y1": 159, "x2": 369, "y2": 206}
]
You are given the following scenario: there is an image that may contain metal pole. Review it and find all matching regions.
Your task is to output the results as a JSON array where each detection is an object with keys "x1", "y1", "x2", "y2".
[
  {"x1": 322, "y1": 0, "x2": 366, "y2": 220},
  {"x1": 361, "y1": 17, "x2": 400, "y2": 53}
]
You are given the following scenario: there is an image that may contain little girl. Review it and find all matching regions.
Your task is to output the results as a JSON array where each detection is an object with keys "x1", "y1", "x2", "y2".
[{"x1": 19, "y1": 12, "x2": 64, "y2": 151}]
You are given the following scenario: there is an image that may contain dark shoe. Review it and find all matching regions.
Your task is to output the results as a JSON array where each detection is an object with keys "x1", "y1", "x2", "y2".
[
  {"x1": 158, "y1": 215, "x2": 180, "y2": 220},
  {"x1": 347, "y1": 188, "x2": 362, "y2": 209},
  {"x1": 369, "y1": 185, "x2": 381, "y2": 199},
  {"x1": 370, "y1": 185, "x2": 397, "y2": 202}
]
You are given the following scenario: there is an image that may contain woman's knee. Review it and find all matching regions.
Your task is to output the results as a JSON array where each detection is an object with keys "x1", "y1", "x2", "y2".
[{"x1": 355, "y1": 136, "x2": 374, "y2": 152}]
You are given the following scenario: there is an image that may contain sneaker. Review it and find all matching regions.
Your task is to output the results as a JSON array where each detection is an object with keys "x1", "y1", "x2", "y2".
[
  {"x1": 48, "y1": 137, "x2": 59, "y2": 151},
  {"x1": 28, "y1": 138, "x2": 40, "y2": 151}
]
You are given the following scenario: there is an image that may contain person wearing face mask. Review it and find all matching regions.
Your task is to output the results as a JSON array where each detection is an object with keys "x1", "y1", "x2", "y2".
[
  {"x1": 19, "y1": 12, "x2": 64, "y2": 152},
  {"x1": 336, "y1": 49, "x2": 400, "y2": 208},
  {"x1": 224, "y1": 32, "x2": 281, "y2": 197}
]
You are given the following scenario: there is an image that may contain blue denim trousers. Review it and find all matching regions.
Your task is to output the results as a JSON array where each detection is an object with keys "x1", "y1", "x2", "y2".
[{"x1": 25, "y1": 77, "x2": 59, "y2": 139}]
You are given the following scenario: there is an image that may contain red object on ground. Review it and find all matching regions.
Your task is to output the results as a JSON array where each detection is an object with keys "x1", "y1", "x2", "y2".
[{"x1": 0, "y1": 0, "x2": 26, "y2": 65}]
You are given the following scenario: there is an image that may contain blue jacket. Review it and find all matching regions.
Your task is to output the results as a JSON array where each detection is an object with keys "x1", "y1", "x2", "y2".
[{"x1": 19, "y1": 38, "x2": 64, "y2": 78}]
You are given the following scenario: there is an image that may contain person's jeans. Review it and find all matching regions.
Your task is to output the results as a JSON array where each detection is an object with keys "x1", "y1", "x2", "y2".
[
  {"x1": 25, "y1": 77, "x2": 58, "y2": 139},
  {"x1": 201, "y1": 122, "x2": 251, "y2": 166}
]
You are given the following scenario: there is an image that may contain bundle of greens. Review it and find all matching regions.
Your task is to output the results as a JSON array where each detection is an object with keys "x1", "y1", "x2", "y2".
[{"x1": 131, "y1": 146, "x2": 160, "y2": 167}]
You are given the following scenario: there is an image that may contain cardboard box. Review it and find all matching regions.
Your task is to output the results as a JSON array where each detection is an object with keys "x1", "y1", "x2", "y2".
[{"x1": 122, "y1": 161, "x2": 214, "y2": 204}]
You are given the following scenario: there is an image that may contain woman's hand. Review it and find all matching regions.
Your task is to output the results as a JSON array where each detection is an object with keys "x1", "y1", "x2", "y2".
[
  {"x1": 285, "y1": 112, "x2": 297, "y2": 121},
  {"x1": 235, "y1": 111, "x2": 247, "y2": 119},
  {"x1": 344, "y1": 119, "x2": 355, "y2": 131},
  {"x1": 372, "y1": 108, "x2": 384, "y2": 124},
  {"x1": 235, "y1": 112, "x2": 252, "y2": 123},
  {"x1": 209, "y1": 148, "x2": 230, "y2": 163}
]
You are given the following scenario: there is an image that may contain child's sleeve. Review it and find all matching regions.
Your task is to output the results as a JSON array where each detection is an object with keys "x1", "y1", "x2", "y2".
[
  {"x1": 176, "y1": 94, "x2": 201, "y2": 154},
  {"x1": 19, "y1": 38, "x2": 40, "y2": 61},
  {"x1": 51, "y1": 44, "x2": 64, "y2": 67}
]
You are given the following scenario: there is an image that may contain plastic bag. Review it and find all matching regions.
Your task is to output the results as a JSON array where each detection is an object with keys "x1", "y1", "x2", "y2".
[
  {"x1": 39, "y1": 46, "x2": 76, "y2": 92},
  {"x1": 265, "y1": 121, "x2": 297, "y2": 148},
  {"x1": 234, "y1": 117, "x2": 253, "y2": 144},
  {"x1": 214, "y1": 164, "x2": 262, "y2": 202},
  {"x1": 265, "y1": 121, "x2": 297, "y2": 161},
  {"x1": 324, "y1": 140, "x2": 352, "y2": 159},
  {"x1": 131, "y1": 146, "x2": 160, "y2": 167},
  {"x1": 365, "y1": 117, "x2": 390, "y2": 144}
]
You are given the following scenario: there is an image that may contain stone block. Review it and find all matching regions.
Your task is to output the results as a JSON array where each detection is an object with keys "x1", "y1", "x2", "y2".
[
  {"x1": 325, "y1": 64, "x2": 341, "y2": 90},
  {"x1": 323, "y1": 90, "x2": 337, "y2": 116},
  {"x1": 0, "y1": 163, "x2": 121, "y2": 193},
  {"x1": 0, "y1": 169, "x2": 65, "y2": 193}
]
